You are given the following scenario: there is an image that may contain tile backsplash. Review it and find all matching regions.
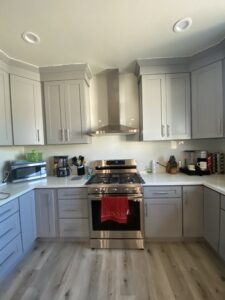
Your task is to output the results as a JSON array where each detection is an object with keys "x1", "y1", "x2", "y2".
[{"x1": 25, "y1": 136, "x2": 225, "y2": 175}]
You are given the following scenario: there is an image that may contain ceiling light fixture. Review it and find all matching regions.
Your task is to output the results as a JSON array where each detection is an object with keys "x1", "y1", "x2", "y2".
[
  {"x1": 22, "y1": 31, "x2": 40, "y2": 44},
  {"x1": 173, "y1": 17, "x2": 192, "y2": 33}
]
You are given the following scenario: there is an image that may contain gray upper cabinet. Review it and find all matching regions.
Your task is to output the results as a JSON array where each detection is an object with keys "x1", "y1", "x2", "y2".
[
  {"x1": 140, "y1": 73, "x2": 190, "y2": 141},
  {"x1": 0, "y1": 69, "x2": 12, "y2": 145},
  {"x1": 192, "y1": 61, "x2": 223, "y2": 138},
  {"x1": 44, "y1": 79, "x2": 90, "y2": 144},
  {"x1": 203, "y1": 187, "x2": 220, "y2": 251},
  {"x1": 10, "y1": 75, "x2": 44, "y2": 145}
]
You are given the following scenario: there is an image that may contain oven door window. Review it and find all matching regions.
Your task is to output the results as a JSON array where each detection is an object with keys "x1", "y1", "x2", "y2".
[{"x1": 91, "y1": 200, "x2": 140, "y2": 231}]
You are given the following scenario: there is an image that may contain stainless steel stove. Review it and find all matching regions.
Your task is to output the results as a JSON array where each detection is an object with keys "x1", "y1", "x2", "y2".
[{"x1": 86, "y1": 159, "x2": 145, "y2": 249}]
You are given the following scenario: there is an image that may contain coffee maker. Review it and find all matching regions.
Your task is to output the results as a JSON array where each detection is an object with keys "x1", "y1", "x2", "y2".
[{"x1": 54, "y1": 156, "x2": 70, "y2": 177}]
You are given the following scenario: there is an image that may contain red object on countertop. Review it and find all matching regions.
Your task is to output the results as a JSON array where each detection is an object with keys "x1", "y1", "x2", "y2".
[{"x1": 101, "y1": 196, "x2": 129, "y2": 224}]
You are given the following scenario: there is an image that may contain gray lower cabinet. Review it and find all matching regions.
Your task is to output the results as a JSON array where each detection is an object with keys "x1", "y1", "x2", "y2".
[
  {"x1": 57, "y1": 188, "x2": 89, "y2": 238},
  {"x1": 144, "y1": 186, "x2": 182, "y2": 238},
  {"x1": 19, "y1": 191, "x2": 37, "y2": 252},
  {"x1": 0, "y1": 199, "x2": 22, "y2": 281},
  {"x1": 203, "y1": 187, "x2": 220, "y2": 251},
  {"x1": 35, "y1": 189, "x2": 56, "y2": 238},
  {"x1": 219, "y1": 195, "x2": 225, "y2": 260},
  {"x1": 183, "y1": 186, "x2": 203, "y2": 237}
]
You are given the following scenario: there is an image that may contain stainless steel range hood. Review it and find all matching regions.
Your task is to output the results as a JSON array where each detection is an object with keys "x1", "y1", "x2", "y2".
[{"x1": 89, "y1": 69, "x2": 138, "y2": 136}]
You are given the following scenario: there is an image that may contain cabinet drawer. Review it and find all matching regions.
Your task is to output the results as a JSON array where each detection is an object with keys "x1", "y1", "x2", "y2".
[
  {"x1": 59, "y1": 219, "x2": 89, "y2": 238},
  {"x1": 221, "y1": 195, "x2": 225, "y2": 210},
  {"x1": 58, "y1": 199, "x2": 88, "y2": 218},
  {"x1": 58, "y1": 188, "x2": 87, "y2": 199},
  {"x1": 0, "y1": 235, "x2": 22, "y2": 281},
  {"x1": 144, "y1": 186, "x2": 181, "y2": 198},
  {"x1": 0, "y1": 212, "x2": 20, "y2": 250},
  {"x1": 0, "y1": 199, "x2": 19, "y2": 222}
]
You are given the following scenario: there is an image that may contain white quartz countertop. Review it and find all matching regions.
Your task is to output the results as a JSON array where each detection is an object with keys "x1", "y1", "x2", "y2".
[
  {"x1": 0, "y1": 175, "x2": 88, "y2": 207},
  {"x1": 1, "y1": 173, "x2": 225, "y2": 207}
]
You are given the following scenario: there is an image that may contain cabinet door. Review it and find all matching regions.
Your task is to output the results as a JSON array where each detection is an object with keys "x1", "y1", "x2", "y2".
[
  {"x1": 192, "y1": 61, "x2": 223, "y2": 138},
  {"x1": 35, "y1": 189, "x2": 56, "y2": 238},
  {"x1": 44, "y1": 81, "x2": 65, "y2": 144},
  {"x1": 19, "y1": 191, "x2": 37, "y2": 252},
  {"x1": 219, "y1": 209, "x2": 225, "y2": 261},
  {"x1": 166, "y1": 73, "x2": 191, "y2": 139},
  {"x1": 64, "y1": 80, "x2": 84, "y2": 143},
  {"x1": 144, "y1": 197, "x2": 182, "y2": 238},
  {"x1": 183, "y1": 186, "x2": 203, "y2": 237},
  {"x1": 141, "y1": 75, "x2": 166, "y2": 140},
  {"x1": 10, "y1": 75, "x2": 44, "y2": 145},
  {"x1": 203, "y1": 187, "x2": 220, "y2": 251},
  {"x1": 0, "y1": 69, "x2": 12, "y2": 145}
]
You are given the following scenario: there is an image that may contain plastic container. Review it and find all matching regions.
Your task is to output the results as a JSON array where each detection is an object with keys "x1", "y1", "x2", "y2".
[{"x1": 26, "y1": 150, "x2": 42, "y2": 162}]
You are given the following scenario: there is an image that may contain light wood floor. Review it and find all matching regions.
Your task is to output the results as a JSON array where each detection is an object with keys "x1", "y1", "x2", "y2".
[{"x1": 1, "y1": 241, "x2": 225, "y2": 300}]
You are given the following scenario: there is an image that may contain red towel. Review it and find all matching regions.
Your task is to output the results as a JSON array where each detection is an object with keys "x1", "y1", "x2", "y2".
[{"x1": 101, "y1": 196, "x2": 129, "y2": 224}]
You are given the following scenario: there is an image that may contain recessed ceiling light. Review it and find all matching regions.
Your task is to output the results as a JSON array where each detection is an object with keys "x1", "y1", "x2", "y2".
[
  {"x1": 173, "y1": 18, "x2": 192, "y2": 33},
  {"x1": 22, "y1": 31, "x2": 40, "y2": 44}
]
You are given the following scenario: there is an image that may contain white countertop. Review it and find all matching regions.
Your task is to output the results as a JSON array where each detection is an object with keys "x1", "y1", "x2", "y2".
[{"x1": 1, "y1": 173, "x2": 225, "y2": 207}]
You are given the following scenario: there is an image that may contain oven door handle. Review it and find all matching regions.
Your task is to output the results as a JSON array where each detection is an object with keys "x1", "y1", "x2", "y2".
[{"x1": 88, "y1": 195, "x2": 143, "y2": 202}]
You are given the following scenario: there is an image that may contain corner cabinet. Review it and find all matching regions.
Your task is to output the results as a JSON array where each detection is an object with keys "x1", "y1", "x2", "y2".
[
  {"x1": 183, "y1": 186, "x2": 203, "y2": 237},
  {"x1": 10, "y1": 75, "x2": 44, "y2": 145},
  {"x1": 192, "y1": 61, "x2": 223, "y2": 138},
  {"x1": 0, "y1": 69, "x2": 12, "y2": 145},
  {"x1": 35, "y1": 189, "x2": 56, "y2": 238},
  {"x1": 139, "y1": 73, "x2": 190, "y2": 141},
  {"x1": 203, "y1": 187, "x2": 220, "y2": 251},
  {"x1": 44, "y1": 79, "x2": 91, "y2": 144}
]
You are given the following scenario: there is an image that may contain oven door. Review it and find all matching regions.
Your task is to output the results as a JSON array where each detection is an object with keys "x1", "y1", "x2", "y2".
[{"x1": 88, "y1": 194, "x2": 144, "y2": 239}]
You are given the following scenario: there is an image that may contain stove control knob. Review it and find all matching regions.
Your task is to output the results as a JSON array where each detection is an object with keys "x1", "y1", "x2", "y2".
[
  {"x1": 124, "y1": 188, "x2": 129, "y2": 192},
  {"x1": 100, "y1": 188, "x2": 106, "y2": 193},
  {"x1": 112, "y1": 188, "x2": 118, "y2": 192},
  {"x1": 93, "y1": 188, "x2": 99, "y2": 193}
]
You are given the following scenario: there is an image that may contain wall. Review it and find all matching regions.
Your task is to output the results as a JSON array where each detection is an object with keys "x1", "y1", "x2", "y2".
[
  {"x1": 24, "y1": 72, "x2": 225, "y2": 174},
  {"x1": 24, "y1": 137, "x2": 224, "y2": 174},
  {"x1": 2, "y1": 73, "x2": 225, "y2": 178},
  {"x1": 0, "y1": 146, "x2": 24, "y2": 182}
]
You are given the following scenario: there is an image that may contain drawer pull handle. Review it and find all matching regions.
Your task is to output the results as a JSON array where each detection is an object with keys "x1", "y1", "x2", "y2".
[
  {"x1": 0, "y1": 228, "x2": 13, "y2": 240},
  {"x1": 0, "y1": 251, "x2": 15, "y2": 267},
  {"x1": 63, "y1": 209, "x2": 79, "y2": 212},
  {"x1": 0, "y1": 209, "x2": 11, "y2": 218},
  {"x1": 152, "y1": 192, "x2": 170, "y2": 195},
  {"x1": 64, "y1": 228, "x2": 76, "y2": 232}
]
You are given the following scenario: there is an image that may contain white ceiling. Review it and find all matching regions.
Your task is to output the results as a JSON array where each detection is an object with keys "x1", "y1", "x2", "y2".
[{"x1": 0, "y1": 0, "x2": 225, "y2": 73}]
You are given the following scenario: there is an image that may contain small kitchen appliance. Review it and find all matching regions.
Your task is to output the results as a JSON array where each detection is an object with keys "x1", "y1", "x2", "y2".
[
  {"x1": 86, "y1": 159, "x2": 145, "y2": 249},
  {"x1": 54, "y1": 156, "x2": 70, "y2": 177},
  {"x1": 8, "y1": 160, "x2": 47, "y2": 183}
]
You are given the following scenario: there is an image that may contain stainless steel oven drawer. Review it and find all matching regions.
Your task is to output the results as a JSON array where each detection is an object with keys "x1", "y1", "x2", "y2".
[{"x1": 143, "y1": 186, "x2": 181, "y2": 198}]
